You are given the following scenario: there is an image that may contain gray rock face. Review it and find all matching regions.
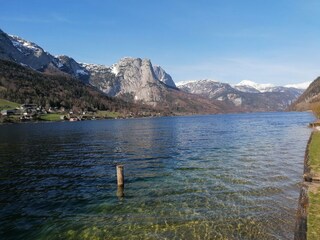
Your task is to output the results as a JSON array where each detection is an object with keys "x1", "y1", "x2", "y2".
[
  {"x1": 114, "y1": 58, "x2": 163, "y2": 103},
  {"x1": 9, "y1": 35, "x2": 53, "y2": 70},
  {"x1": 81, "y1": 63, "x2": 120, "y2": 96},
  {"x1": 82, "y1": 57, "x2": 166, "y2": 105},
  {"x1": 0, "y1": 29, "x2": 53, "y2": 70},
  {"x1": 178, "y1": 79, "x2": 304, "y2": 111},
  {"x1": 0, "y1": 29, "x2": 18, "y2": 61},
  {"x1": 153, "y1": 65, "x2": 176, "y2": 88}
]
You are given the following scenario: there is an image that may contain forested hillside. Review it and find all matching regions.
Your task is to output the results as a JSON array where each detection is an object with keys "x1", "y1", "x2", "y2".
[
  {"x1": 0, "y1": 60, "x2": 158, "y2": 115},
  {"x1": 291, "y1": 77, "x2": 320, "y2": 117}
]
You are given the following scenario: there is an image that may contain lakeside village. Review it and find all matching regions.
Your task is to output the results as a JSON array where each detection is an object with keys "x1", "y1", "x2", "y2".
[
  {"x1": 0, "y1": 101, "x2": 163, "y2": 123},
  {"x1": 0, "y1": 104, "x2": 94, "y2": 122},
  {"x1": 0, "y1": 103, "x2": 129, "y2": 123}
]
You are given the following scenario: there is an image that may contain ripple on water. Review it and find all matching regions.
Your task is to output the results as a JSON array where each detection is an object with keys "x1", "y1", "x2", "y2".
[{"x1": 0, "y1": 112, "x2": 314, "y2": 239}]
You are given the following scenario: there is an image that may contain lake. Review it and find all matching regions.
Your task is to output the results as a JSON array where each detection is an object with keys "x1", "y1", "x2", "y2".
[{"x1": 0, "y1": 112, "x2": 314, "y2": 239}]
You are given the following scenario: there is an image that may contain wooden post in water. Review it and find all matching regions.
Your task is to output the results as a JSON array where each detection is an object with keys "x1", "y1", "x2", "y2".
[
  {"x1": 117, "y1": 185, "x2": 124, "y2": 198},
  {"x1": 116, "y1": 165, "x2": 124, "y2": 187},
  {"x1": 116, "y1": 165, "x2": 124, "y2": 198}
]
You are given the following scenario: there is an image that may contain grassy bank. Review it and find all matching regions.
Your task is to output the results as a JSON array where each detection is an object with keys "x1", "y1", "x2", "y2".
[
  {"x1": 308, "y1": 186, "x2": 320, "y2": 240},
  {"x1": 307, "y1": 131, "x2": 320, "y2": 240},
  {"x1": 0, "y1": 99, "x2": 20, "y2": 111},
  {"x1": 39, "y1": 113, "x2": 64, "y2": 121},
  {"x1": 309, "y1": 132, "x2": 320, "y2": 174}
]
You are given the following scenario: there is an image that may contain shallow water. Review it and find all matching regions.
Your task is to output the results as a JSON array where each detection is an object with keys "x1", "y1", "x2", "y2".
[{"x1": 0, "y1": 112, "x2": 314, "y2": 239}]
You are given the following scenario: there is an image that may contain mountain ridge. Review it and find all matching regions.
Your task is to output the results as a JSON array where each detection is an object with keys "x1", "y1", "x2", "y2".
[
  {"x1": 0, "y1": 28, "x2": 311, "y2": 113},
  {"x1": 0, "y1": 29, "x2": 181, "y2": 106},
  {"x1": 177, "y1": 79, "x2": 305, "y2": 112}
]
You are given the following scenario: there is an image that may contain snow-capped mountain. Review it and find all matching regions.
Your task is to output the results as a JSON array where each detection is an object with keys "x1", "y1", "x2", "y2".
[
  {"x1": 177, "y1": 79, "x2": 305, "y2": 111},
  {"x1": 234, "y1": 79, "x2": 310, "y2": 94},
  {"x1": 0, "y1": 29, "x2": 54, "y2": 70},
  {"x1": 234, "y1": 80, "x2": 274, "y2": 93},
  {"x1": 0, "y1": 29, "x2": 91, "y2": 81},
  {"x1": 177, "y1": 79, "x2": 241, "y2": 104},
  {"x1": 233, "y1": 80, "x2": 306, "y2": 100},
  {"x1": 285, "y1": 81, "x2": 312, "y2": 90},
  {"x1": 10, "y1": 35, "x2": 46, "y2": 58}
]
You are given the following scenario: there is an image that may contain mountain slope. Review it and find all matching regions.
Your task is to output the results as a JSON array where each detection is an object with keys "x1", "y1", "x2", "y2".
[
  {"x1": 0, "y1": 59, "x2": 158, "y2": 115},
  {"x1": 0, "y1": 29, "x2": 58, "y2": 71},
  {"x1": 56, "y1": 55, "x2": 90, "y2": 82},
  {"x1": 0, "y1": 29, "x2": 92, "y2": 82},
  {"x1": 290, "y1": 77, "x2": 320, "y2": 111},
  {"x1": 153, "y1": 65, "x2": 176, "y2": 88}
]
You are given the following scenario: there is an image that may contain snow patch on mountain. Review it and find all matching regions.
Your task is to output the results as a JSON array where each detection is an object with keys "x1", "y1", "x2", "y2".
[
  {"x1": 80, "y1": 63, "x2": 110, "y2": 73},
  {"x1": 76, "y1": 69, "x2": 88, "y2": 75},
  {"x1": 111, "y1": 64, "x2": 119, "y2": 76},
  {"x1": 234, "y1": 80, "x2": 275, "y2": 93},
  {"x1": 9, "y1": 35, "x2": 45, "y2": 57}
]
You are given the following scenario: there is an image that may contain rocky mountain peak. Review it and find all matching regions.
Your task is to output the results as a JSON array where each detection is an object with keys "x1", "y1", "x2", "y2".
[
  {"x1": 115, "y1": 57, "x2": 151, "y2": 70},
  {"x1": 9, "y1": 35, "x2": 46, "y2": 58},
  {"x1": 113, "y1": 57, "x2": 157, "y2": 85},
  {"x1": 178, "y1": 79, "x2": 236, "y2": 100},
  {"x1": 153, "y1": 65, "x2": 176, "y2": 88},
  {"x1": 80, "y1": 57, "x2": 167, "y2": 105},
  {"x1": 56, "y1": 55, "x2": 89, "y2": 82},
  {"x1": 0, "y1": 30, "x2": 55, "y2": 70}
]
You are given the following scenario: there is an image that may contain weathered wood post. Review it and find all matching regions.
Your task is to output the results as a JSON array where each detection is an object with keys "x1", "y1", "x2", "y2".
[
  {"x1": 116, "y1": 165, "x2": 124, "y2": 198},
  {"x1": 116, "y1": 165, "x2": 124, "y2": 187}
]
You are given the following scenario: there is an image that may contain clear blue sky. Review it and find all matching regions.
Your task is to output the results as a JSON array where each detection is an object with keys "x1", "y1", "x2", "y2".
[{"x1": 1, "y1": 0, "x2": 320, "y2": 85}]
